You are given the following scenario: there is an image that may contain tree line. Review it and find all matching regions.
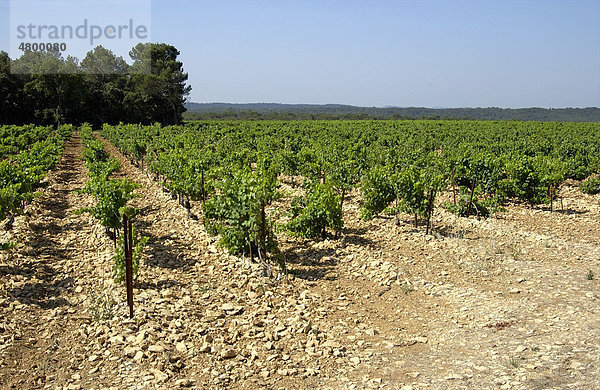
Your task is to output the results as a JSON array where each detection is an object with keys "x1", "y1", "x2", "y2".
[
  {"x1": 0, "y1": 43, "x2": 191, "y2": 126},
  {"x1": 184, "y1": 103, "x2": 600, "y2": 122}
]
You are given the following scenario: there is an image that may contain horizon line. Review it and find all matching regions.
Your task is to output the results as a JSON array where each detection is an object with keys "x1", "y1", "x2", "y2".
[{"x1": 187, "y1": 102, "x2": 600, "y2": 110}]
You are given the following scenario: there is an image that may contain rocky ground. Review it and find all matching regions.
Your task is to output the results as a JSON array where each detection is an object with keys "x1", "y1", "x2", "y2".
[{"x1": 0, "y1": 135, "x2": 598, "y2": 390}]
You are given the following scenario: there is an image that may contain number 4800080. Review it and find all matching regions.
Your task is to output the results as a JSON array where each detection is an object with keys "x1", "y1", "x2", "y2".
[{"x1": 18, "y1": 42, "x2": 66, "y2": 52}]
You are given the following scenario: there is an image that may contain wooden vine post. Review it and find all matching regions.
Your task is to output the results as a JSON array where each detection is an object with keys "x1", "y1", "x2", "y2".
[
  {"x1": 451, "y1": 167, "x2": 457, "y2": 206},
  {"x1": 466, "y1": 177, "x2": 476, "y2": 217},
  {"x1": 201, "y1": 170, "x2": 206, "y2": 205},
  {"x1": 260, "y1": 199, "x2": 267, "y2": 260},
  {"x1": 123, "y1": 214, "x2": 134, "y2": 318},
  {"x1": 425, "y1": 191, "x2": 434, "y2": 235}
]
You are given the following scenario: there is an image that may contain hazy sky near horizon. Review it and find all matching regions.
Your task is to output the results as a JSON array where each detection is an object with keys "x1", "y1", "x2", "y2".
[{"x1": 1, "y1": 0, "x2": 599, "y2": 108}]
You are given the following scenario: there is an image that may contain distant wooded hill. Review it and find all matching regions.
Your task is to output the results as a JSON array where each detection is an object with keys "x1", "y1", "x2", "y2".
[{"x1": 184, "y1": 103, "x2": 600, "y2": 122}]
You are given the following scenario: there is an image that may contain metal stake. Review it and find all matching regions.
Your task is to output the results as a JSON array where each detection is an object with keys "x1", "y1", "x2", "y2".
[{"x1": 123, "y1": 214, "x2": 134, "y2": 318}]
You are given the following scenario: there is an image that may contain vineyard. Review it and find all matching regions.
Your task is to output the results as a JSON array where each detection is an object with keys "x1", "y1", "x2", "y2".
[
  {"x1": 102, "y1": 120, "x2": 600, "y2": 262},
  {"x1": 1, "y1": 120, "x2": 599, "y2": 389}
]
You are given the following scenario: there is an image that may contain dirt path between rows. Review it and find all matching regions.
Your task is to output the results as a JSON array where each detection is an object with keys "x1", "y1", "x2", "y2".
[
  {"x1": 0, "y1": 133, "x2": 109, "y2": 388},
  {"x1": 1, "y1": 134, "x2": 599, "y2": 389}
]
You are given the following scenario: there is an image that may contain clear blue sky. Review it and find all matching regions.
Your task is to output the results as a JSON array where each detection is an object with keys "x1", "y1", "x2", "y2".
[{"x1": 2, "y1": 0, "x2": 599, "y2": 108}]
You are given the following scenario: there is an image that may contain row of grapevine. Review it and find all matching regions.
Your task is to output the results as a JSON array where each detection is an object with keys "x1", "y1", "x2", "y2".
[
  {"x1": 0, "y1": 124, "x2": 72, "y2": 232},
  {"x1": 0, "y1": 124, "x2": 56, "y2": 159},
  {"x1": 78, "y1": 124, "x2": 147, "y2": 283}
]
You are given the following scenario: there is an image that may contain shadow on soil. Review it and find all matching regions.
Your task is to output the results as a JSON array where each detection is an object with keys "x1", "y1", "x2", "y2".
[
  {"x1": 5, "y1": 274, "x2": 74, "y2": 309},
  {"x1": 281, "y1": 227, "x2": 376, "y2": 281},
  {"x1": 0, "y1": 261, "x2": 56, "y2": 283},
  {"x1": 284, "y1": 246, "x2": 338, "y2": 281},
  {"x1": 132, "y1": 201, "x2": 204, "y2": 270},
  {"x1": 532, "y1": 203, "x2": 588, "y2": 215},
  {"x1": 140, "y1": 228, "x2": 198, "y2": 271},
  {"x1": 1, "y1": 140, "x2": 84, "y2": 310},
  {"x1": 342, "y1": 226, "x2": 376, "y2": 247},
  {"x1": 136, "y1": 279, "x2": 180, "y2": 290},
  {"x1": 432, "y1": 224, "x2": 473, "y2": 239},
  {"x1": 549, "y1": 208, "x2": 588, "y2": 216},
  {"x1": 42, "y1": 139, "x2": 82, "y2": 220}
]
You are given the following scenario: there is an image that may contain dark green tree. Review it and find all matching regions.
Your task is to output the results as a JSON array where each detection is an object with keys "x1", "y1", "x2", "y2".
[
  {"x1": 11, "y1": 51, "x2": 87, "y2": 124},
  {"x1": 125, "y1": 43, "x2": 191, "y2": 124},
  {"x1": 81, "y1": 46, "x2": 129, "y2": 125},
  {"x1": 0, "y1": 52, "x2": 24, "y2": 124}
]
